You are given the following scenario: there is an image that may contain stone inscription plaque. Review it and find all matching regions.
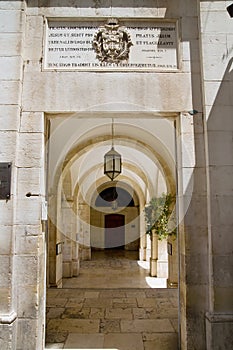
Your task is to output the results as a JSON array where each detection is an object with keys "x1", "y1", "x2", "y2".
[{"x1": 44, "y1": 20, "x2": 178, "y2": 70}]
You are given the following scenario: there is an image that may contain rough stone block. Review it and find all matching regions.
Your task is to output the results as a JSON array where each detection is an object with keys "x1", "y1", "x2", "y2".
[
  {"x1": 15, "y1": 198, "x2": 41, "y2": 225},
  {"x1": 17, "y1": 167, "x2": 42, "y2": 197},
  {"x1": 20, "y1": 112, "x2": 44, "y2": 133},
  {"x1": 0, "y1": 287, "x2": 10, "y2": 314},
  {"x1": 0, "y1": 56, "x2": 23, "y2": 80},
  {"x1": 0, "y1": 131, "x2": 17, "y2": 162},
  {"x1": 121, "y1": 319, "x2": 174, "y2": 333},
  {"x1": 180, "y1": 194, "x2": 207, "y2": 227},
  {"x1": 24, "y1": 15, "x2": 43, "y2": 60},
  {"x1": 14, "y1": 255, "x2": 39, "y2": 286},
  {"x1": 104, "y1": 333, "x2": 144, "y2": 350},
  {"x1": 205, "y1": 81, "x2": 231, "y2": 107},
  {"x1": 0, "y1": 10, "x2": 24, "y2": 33},
  {"x1": 0, "y1": 226, "x2": 12, "y2": 255},
  {"x1": 213, "y1": 255, "x2": 233, "y2": 287},
  {"x1": 201, "y1": 10, "x2": 232, "y2": 34},
  {"x1": 208, "y1": 131, "x2": 233, "y2": 166},
  {"x1": 0, "y1": 256, "x2": 11, "y2": 288},
  {"x1": 183, "y1": 225, "x2": 208, "y2": 255},
  {"x1": 22, "y1": 71, "x2": 192, "y2": 112},
  {"x1": 0, "y1": 322, "x2": 16, "y2": 350},
  {"x1": 210, "y1": 194, "x2": 233, "y2": 226},
  {"x1": 213, "y1": 287, "x2": 233, "y2": 312},
  {"x1": 17, "y1": 319, "x2": 38, "y2": 350},
  {"x1": 0, "y1": 81, "x2": 21, "y2": 105},
  {"x1": 16, "y1": 132, "x2": 43, "y2": 168},
  {"x1": 209, "y1": 165, "x2": 233, "y2": 195},
  {"x1": 0, "y1": 201, "x2": 13, "y2": 226},
  {"x1": 0, "y1": 105, "x2": 20, "y2": 131},
  {"x1": 206, "y1": 313, "x2": 233, "y2": 350},
  {"x1": 38, "y1": 1, "x2": 111, "y2": 17},
  {"x1": 206, "y1": 105, "x2": 233, "y2": 131},
  {"x1": 0, "y1": 1, "x2": 23, "y2": 10},
  {"x1": 143, "y1": 332, "x2": 178, "y2": 350},
  {"x1": 15, "y1": 226, "x2": 42, "y2": 255},
  {"x1": 17, "y1": 285, "x2": 38, "y2": 318},
  {"x1": 212, "y1": 224, "x2": 233, "y2": 255},
  {"x1": 47, "y1": 319, "x2": 99, "y2": 333},
  {"x1": 0, "y1": 33, "x2": 22, "y2": 56},
  {"x1": 184, "y1": 253, "x2": 208, "y2": 285},
  {"x1": 203, "y1": 42, "x2": 229, "y2": 81}
]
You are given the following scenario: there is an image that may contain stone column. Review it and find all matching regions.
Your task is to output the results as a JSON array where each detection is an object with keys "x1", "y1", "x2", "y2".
[
  {"x1": 61, "y1": 197, "x2": 79, "y2": 277},
  {"x1": 167, "y1": 236, "x2": 178, "y2": 288},
  {"x1": 78, "y1": 198, "x2": 91, "y2": 261},
  {"x1": 13, "y1": 4, "x2": 47, "y2": 348},
  {"x1": 199, "y1": 3, "x2": 233, "y2": 348},
  {"x1": 0, "y1": 2, "x2": 28, "y2": 348},
  {"x1": 139, "y1": 207, "x2": 147, "y2": 260},
  {"x1": 139, "y1": 233, "x2": 147, "y2": 261},
  {"x1": 62, "y1": 199, "x2": 74, "y2": 277},
  {"x1": 157, "y1": 239, "x2": 168, "y2": 278},
  {"x1": 176, "y1": 112, "x2": 209, "y2": 350},
  {"x1": 150, "y1": 230, "x2": 158, "y2": 277}
]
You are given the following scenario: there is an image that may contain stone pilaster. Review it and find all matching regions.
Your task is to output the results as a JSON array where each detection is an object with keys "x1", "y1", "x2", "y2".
[
  {"x1": 150, "y1": 230, "x2": 158, "y2": 277},
  {"x1": 0, "y1": 1, "x2": 25, "y2": 349},
  {"x1": 199, "y1": 3, "x2": 233, "y2": 348},
  {"x1": 177, "y1": 112, "x2": 209, "y2": 350}
]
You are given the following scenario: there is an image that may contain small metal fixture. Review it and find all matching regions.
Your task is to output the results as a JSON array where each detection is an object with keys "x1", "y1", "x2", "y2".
[
  {"x1": 26, "y1": 192, "x2": 40, "y2": 197},
  {"x1": 104, "y1": 119, "x2": 122, "y2": 181},
  {"x1": 188, "y1": 109, "x2": 199, "y2": 116}
]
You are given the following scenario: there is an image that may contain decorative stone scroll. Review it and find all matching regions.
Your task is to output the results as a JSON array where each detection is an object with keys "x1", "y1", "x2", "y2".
[{"x1": 44, "y1": 19, "x2": 178, "y2": 70}]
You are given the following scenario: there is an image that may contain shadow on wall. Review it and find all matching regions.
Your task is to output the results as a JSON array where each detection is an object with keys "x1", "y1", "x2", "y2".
[{"x1": 207, "y1": 57, "x2": 233, "y2": 131}]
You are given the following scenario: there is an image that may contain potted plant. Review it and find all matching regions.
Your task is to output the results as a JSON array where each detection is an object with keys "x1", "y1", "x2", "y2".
[
  {"x1": 145, "y1": 193, "x2": 176, "y2": 240},
  {"x1": 144, "y1": 193, "x2": 176, "y2": 277}
]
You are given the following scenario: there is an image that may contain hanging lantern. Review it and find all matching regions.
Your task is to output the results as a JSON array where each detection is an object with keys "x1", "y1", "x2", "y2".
[
  {"x1": 104, "y1": 147, "x2": 122, "y2": 181},
  {"x1": 104, "y1": 119, "x2": 122, "y2": 181}
]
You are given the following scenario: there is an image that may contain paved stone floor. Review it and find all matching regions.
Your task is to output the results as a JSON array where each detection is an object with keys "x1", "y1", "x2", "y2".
[{"x1": 46, "y1": 250, "x2": 179, "y2": 349}]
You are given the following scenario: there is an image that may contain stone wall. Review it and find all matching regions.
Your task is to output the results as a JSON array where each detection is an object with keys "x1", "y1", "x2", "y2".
[
  {"x1": 200, "y1": 2, "x2": 233, "y2": 349},
  {"x1": 0, "y1": 1, "x2": 46, "y2": 349}
]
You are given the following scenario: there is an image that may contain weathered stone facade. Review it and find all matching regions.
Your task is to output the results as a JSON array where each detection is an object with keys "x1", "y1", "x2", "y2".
[{"x1": 0, "y1": 1, "x2": 233, "y2": 349}]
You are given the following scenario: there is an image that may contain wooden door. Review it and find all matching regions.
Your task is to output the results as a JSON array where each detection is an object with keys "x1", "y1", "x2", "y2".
[{"x1": 105, "y1": 214, "x2": 125, "y2": 249}]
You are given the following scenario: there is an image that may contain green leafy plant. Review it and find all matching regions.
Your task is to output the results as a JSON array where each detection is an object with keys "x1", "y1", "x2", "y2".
[{"x1": 144, "y1": 193, "x2": 176, "y2": 240}]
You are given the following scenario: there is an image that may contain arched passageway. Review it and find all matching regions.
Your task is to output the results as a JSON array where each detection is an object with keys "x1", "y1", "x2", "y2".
[{"x1": 45, "y1": 115, "x2": 179, "y2": 349}]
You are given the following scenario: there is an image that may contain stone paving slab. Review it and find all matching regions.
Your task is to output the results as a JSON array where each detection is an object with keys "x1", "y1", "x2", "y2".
[
  {"x1": 112, "y1": 297, "x2": 137, "y2": 308},
  {"x1": 143, "y1": 332, "x2": 178, "y2": 350},
  {"x1": 104, "y1": 333, "x2": 144, "y2": 350},
  {"x1": 100, "y1": 319, "x2": 121, "y2": 333},
  {"x1": 46, "y1": 250, "x2": 178, "y2": 349},
  {"x1": 46, "y1": 288, "x2": 179, "y2": 347},
  {"x1": 89, "y1": 308, "x2": 105, "y2": 319},
  {"x1": 62, "y1": 307, "x2": 91, "y2": 319},
  {"x1": 84, "y1": 298, "x2": 113, "y2": 308},
  {"x1": 64, "y1": 333, "x2": 105, "y2": 349},
  {"x1": 121, "y1": 319, "x2": 175, "y2": 333},
  {"x1": 47, "y1": 319, "x2": 99, "y2": 333},
  {"x1": 105, "y1": 307, "x2": 133, "y2": 319}
]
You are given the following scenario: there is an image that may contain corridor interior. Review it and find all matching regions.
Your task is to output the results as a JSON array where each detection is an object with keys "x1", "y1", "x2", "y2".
[{"x1": 45, "y1": 249, "x2": 178, "y2": 350}]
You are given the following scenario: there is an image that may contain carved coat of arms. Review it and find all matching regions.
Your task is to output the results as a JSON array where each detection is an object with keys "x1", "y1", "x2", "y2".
[{"x1": 93, "y1": 18, "x2": 133, "y2": 64}]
